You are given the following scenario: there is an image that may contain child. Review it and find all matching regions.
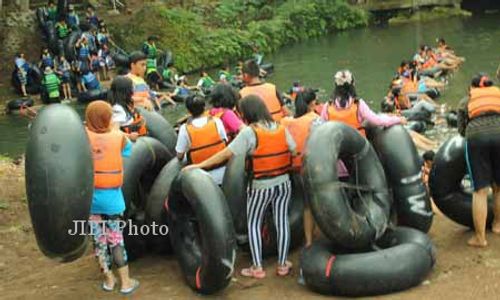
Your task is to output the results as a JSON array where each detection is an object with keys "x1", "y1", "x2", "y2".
[
  {"x1": 15, "y1": 53, "x2": 28, "y2": 97},
  {"x1": 81, "y1": 68, "x2": 101, "y2": 92},
  {"x1": 56, "y1": 56, "x2": 72, "y2": 100},
  {"x1": 90, "y1": 51, "x2": 102, "y2": 81},
  {"x1": 422, "y1": 150, "x2": 435, "y2": 187},
  {"x1": 41, "y1": 66, "x2": 61, "y2": 104},
  {"x1": 85, "y1": 101, "x2": 139, "y2": 295}
]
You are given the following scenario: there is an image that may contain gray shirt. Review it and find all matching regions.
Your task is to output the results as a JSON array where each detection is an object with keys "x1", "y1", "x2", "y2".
[{"x1": 228, "y1": 122, "x2": 296, "y2": 189}]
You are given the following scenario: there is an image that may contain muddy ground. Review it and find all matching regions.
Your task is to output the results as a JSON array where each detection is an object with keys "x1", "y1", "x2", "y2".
[{"x1": 1, "y1": 159, "x2": 500, "y2": 300}]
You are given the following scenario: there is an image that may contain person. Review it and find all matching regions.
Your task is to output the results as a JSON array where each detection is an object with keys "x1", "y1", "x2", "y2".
[
  {"x1": 76, "y1": 36, "x2": 91, "y2": 69},
  {"x1": 40, "y1": 48, "x2": 54, "y2": 70},
  {"x1": 108, "y1": 76, "x2": 148, "y2": 141},
  {"x1": 56, "y1": 56, "x2": 72, "y2": 100},
  {"x1": 41, "y1": 66, "x2": 61, "y2": 104},
  {"x1": 239, "y1": 59, "x2": 290, "y2": 122},
  {"x1": 66, "y1": 5, "x2": 80, "y2": 30},
  {"x1": 126, "y1": 52, "x2": 175, "y2": 110},
  {"x1": 435, "y1": 38, "x2": 465, "y2": 65},
  {"x1": 184, "y1": 95, "x2": 296, "y2": 278},
  {"x1": 86, "y1": 6, "x2": 100, "y2": 28},
  {"x1": 55, "y1": 18, "x2": 70, "y2": 40},
  {"x1": 197, "y1": 70, "x2": 216, "y2": 92},
  {"x1": 142, "y1": 36, "x2": 158, "y2": 73},
  {"x1": 14, "y1": 53, "x2": 28, "y2": 97},
  {"x1": 98, "y1": 44, "x2": 114, "y2": 77},
  {"x1": 97, "y1": 26, "x2": 111, "y2": 48},
  {"x1": 280, "y1": 89, "x2": 323, "y2": 248},
  {"x1": 218, "y1": 65, "x2": 233, "y2": 84},
  {"x1": 457, "y1": 74, "x2": 500, "y2": 247},
  {"x1": 81, "y1": 68, "x2": 101, "y2": 92},
  {"x1": 169, "y1": 76, "x2": 193, "y2": 100},
  {"x1": 422, "y1": 150, "x2": 435, "y2": 187},
  {"x1": 284, "y1": 81, "x2": 304, "y2": 103},
  {"x1": 90, "y1": 51, "x2": 103, "y2": 81},
  {"x1": 162, "y1": 65, "x2": 176, "y2": 86},
  {"x1": 84, "y1": 101, "x2": 140, "y2": 296},
  {"x1": 71, "y1": 59, "x2": 84, "y2": 93},
  {"x1": 208, "y1": 83, "x2": 244, "y2": 141},
  {"x1": 46, "y1": 0, "x2": 57, "y2": 22},
  {"x1": 176, "y1": 96, "x2": 228, "y2": 185}
]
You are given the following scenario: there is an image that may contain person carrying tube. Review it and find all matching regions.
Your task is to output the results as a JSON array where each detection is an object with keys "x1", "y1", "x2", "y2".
[
  {"x1": 41, "y1": 66, "x2": 61, "y2": 104},
  {"x1": 46, "y1": 0, "x2": 58, "y2": 22},
  {"x1": 108, "y1": 75, "x2": 148, "y2": 142},
  {"x1": 208, "y1": 83, "x2": 245, "y2": 142},
  {"x1": 142, "y1": 35, "x2": 158, "y2": 74},
  {"x1": 239, "y1": 59, "x2": 290, "y2": 122},
  {"x1": 176, "y1": 95, "x2": 228, "y2": 185},
  {"x1": 66, "y1": 5, "x2": 80, "y2": 30},
  {"x1": 126, "y1": 52, "x2": 176, "y2": 111},
  {"x1": 321, "y1": 70, "x2": 406, "y2": 178},
  {"x1": 281, "y1": 88, "x2": 323, "y2": 249},
  {"x1": 184, "y1": 95, "x2": 297, "y2": 279},
  {"x1": 55, "y1": 18, "x2": 71, "y2": 40},
  {"x1": 84, "y1": 101, "x2": 140, "y2": 296},
  {"x1": 39, "y1": 48, "x2": 55, "y2": 70},
  {"x1": 457, "y1": 74, "x2": 500, "y2": 248}
]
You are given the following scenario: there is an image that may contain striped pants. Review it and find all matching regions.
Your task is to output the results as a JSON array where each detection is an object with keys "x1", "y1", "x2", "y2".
[{"x1": 247, "y1": 180, "x2": 292, "y2": 267}]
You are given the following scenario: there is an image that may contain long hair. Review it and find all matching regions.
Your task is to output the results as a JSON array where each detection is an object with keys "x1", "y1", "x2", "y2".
[
  {"x1": 210, "y1": 83, "x2": 240, "y2": 109},
  {"x1": 331, "y1": 70, "x2": 357, "y2": 108},
  {"x1": 471, "y1": 73, "x2": 493, "y2": 88},
  {"x1": 238, "y1": 95, "x2": 273, "y2": 125},
  {"x1": 294, "y1": 88, "x2": 316, "y2": 118},
  {"x1": 108, "y1": 76, "x2": 134, "y2": 115}
]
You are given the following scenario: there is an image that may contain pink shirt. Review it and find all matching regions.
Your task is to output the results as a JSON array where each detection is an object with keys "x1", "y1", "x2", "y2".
[
  {"x1": 209, "y1": 108, "x2": 244, "y2": 137},
  {"x1": 320, "y1": 98, "x2": 402, "y2": 177}
]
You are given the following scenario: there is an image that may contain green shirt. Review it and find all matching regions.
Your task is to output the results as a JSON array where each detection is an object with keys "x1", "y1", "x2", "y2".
[{"x1": 43, "y1": 72, "x2": 61, "y2": 98}]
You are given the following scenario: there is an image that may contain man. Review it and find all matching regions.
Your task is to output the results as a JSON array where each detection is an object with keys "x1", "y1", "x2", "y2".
[
  {"x1": 239, "y1": 59, "x2": 289, "y2": 121},
  {"x1": 142, "y1": 35, "x2": 158, "y2": 74},
  {"x1": 126, "y1": 52, "x2": 175, "y2": 110}
]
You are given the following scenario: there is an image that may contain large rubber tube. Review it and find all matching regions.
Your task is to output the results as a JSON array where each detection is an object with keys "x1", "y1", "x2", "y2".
[
  {"x1": 303, "y1": 122, "x2": 391, "y2": 249},
  {"x1": 11, "y1": 65, "x2": 42, "y2": 95},
  {"x1": 36, "y1": 8, "x2": 47, "y2": 29},
  {"x1": 111, "y1": 49, "x2": 129, "y2": 68},
  {"x1": 122, "y1": 137, "x2": 173, "y2": 213},
  {"x1": 25, "y1": 104, "x2": 93, "y2": 262},
  {"x1": 136, "y1": 107, "x2": 177, "y2": 154},
  {"x1": 429, "y1": 135, "x2": 494, "y2": 228},
  {"x1": 222, "y1": 154, "x2": 304, "y2": 255},
  {"x1": 77, "y1": 89, "x2": 108, "y2": 104},
  {"x1": 300, "y1": 226, "x2": 435, "y2": 296},
  {"x1": 260, "y1": 63, "x2": 274, "y2": 74},
  {"x1": 6, "y1": 98, "x2": 34, "y2": 111},
  {"x1": 158, "y1": 50, "x2": 174, "y2": 69},
  {"x1": 367, "y1": 125, "x2": 433, "y2": 232},
  {"x1": 166, "y1": 169, "x2": 236, "y2": 294},
  {"x1": 65, "y1": 31, "x2": 81, "y2": 62}
]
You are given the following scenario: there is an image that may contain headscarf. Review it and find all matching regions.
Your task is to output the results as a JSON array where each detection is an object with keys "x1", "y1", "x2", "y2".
[{"x1": 85, "y1": 100, "x2": 113, "y2": 133}]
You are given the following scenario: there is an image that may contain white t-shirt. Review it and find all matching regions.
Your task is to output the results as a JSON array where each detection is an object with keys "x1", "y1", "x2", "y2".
[
  {"x1": 176, "y1": 116, "x2": 228, "y2": 185},
  {"x1": 112, "y1": 104, "x2": 134, "y2": 127}
]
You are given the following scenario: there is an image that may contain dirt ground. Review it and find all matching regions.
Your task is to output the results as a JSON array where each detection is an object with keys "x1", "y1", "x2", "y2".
[{"x1": 1, "y1": 159, "x2": 500, "y2": 300}]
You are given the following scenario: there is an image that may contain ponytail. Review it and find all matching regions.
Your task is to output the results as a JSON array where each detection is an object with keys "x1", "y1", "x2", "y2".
[{"x1": 294, "y1": 88, "x2": 316, "y2": 118}]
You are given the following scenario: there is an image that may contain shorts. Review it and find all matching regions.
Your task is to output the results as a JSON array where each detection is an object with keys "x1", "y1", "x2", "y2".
[
  {"x1": 465, "y1": 132, "x2": 500, "y2": 191},
  {"x1": 61, "y1": 74, "x2": 71, "y2": 84}
]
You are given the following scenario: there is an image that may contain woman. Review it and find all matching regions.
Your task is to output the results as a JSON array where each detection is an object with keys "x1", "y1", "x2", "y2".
[
  {"x1": 208, "y1": 83, "x2": 245, "y2": 141},
  {"x1": 458, "y1": 74, "x2": 500, "y2": 247},
  {"x1": 184, "y1": 95, "x2": 296, "y2": 278},
  {"x1": 107, "y1": 76, "x2": 148, "y2": 141},
  {"x1": 85, "y1": 101, "x2": 139, "y2": 295},
  {"x1": 281, "y1": 89, "x2": 323, "y2": 248}
]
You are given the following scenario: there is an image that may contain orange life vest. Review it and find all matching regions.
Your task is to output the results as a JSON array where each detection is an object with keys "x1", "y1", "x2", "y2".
[
  {"x1": 87, "y1": 129, "x2": 125, "y2": 189},
  {"x1": 281, "y1": 112, "x2": 317, "y2": 172},
  {"x1": 468, "y1": 86, "x2": 500, "y2": 119},
  {"x1": 248, "y1": 124, "x2": 291, "y2": 179},
  {"x1": 126, "y1": 73, "x2": 151, "y2": 108},
  {"x1": 120, "y1": 110, "x2": 148, "y2": 136},
  {"x1": 240, "y1": 83, "x2": 284, "y2": 122},
  {"x1": 422, "y1": 56, "x2": 437, "y2": 69},
  {"x1": 186, "y1": 117, "x2": 226, "y2": 165},
  {"x1": 326, "y1": 102, "x2": 366, "y2": 136}
]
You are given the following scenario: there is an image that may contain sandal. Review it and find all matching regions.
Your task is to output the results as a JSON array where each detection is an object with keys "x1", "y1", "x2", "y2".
[
  {"x1": 277, "y1": 260, "x2": 293, "y2": 276},
  {"x1": 240, "y1": 266, "x2": 266, "y2": 279},
  {"x1": 120, "y1": 279, "x2": 140, "y2": 295},
  {"x1": 101, "y1": 282, "x2": 114, "y2": 292}
]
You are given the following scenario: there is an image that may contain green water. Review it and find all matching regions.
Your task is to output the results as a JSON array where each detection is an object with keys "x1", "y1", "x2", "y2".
[{"x1": 1, "y1": 14, "x2": 499, "y2": 157}]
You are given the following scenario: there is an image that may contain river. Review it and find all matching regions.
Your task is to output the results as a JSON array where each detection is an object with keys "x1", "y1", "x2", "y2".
[{"x1": 1, "y1": 13, "x2": 499, "y2": 157}]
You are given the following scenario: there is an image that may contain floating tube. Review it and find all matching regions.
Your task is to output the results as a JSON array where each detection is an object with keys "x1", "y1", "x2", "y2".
[
  {"x1": 446, "y1": 111, "x2": 458, "y2": 128},
  {"x1": 300, "y1": 227, "x2": 435, "y2": 297},
  {"x1": 122, "y1": 137, "x2": 173, "y2": 212},
  {"x1": 77, "y1": 89, "x2": 108, "y2": 104},
  {"x1": 136, "y1": 108, "x2": 177, "y2": 154},
  {"x1": 25, "y1": 104, "x2": 93, "y2": 262},
  {"x1": 11, "y1": 65, "x2": 42, "y2": 95},
  {"x1": 166, "y1": 169, "x2": 236, "y2": 294},
  {"x1": 111, "y1": 50, "x2": 129, "y2": 68},
  {"x1": 429, "y1": 135, "x2": 494, "y2": 228},
  {"x1": 407, "y1": 121, "x2": 427, "y2": 134},
  {"x1": 303, "y1": 122, "x2": 391, "y2": 249},
  {"x1": 123, "y1": 210, "x2": 148, "y2": 261},
  {"x1": 65, "y1": 31, "x2": 81, "y2": 62},
  {"x1": 367, "y1": 125, "x2": 433, "y2": 232},
  {"x1": 222, "y1": 154, "x2": 304, "y2": 255},
  {"x1": 260, "y1": 63, "x2": 274, "y2": 74},
  {"x1": 172, "y1": 94, "x2": 190, "y2": 103},
  {"x1": 144, "y1": 158, "x2": 182, "y2": 255},
  {"x1": 36, "y1": 8, "x2": 47, "y2": 29},
  {"x1": 6, "y1": 98, "x2": 34, "y2": 112}
]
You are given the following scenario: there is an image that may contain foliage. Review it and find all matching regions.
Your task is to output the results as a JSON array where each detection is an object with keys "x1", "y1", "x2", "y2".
[
  {"x1": 389, "y1": 6, "x2": 471, "y2": 25},
  {"x1": 110, "y1": 0, "x2": 369, "y2": 73}
]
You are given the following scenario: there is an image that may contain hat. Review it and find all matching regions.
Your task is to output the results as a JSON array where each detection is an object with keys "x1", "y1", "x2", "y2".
[
  {"x1": 44, "y1": 66, "x2": 53, "y2": 74},
  {"x1": 334, "y1": 70, "x2": 354, "y2": 86}
]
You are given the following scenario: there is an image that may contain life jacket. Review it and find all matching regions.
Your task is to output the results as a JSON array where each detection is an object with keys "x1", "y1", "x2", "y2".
[
  {"x1": 47, "y1": 6, "x2": 57, "y2": 21},
  {"x1": 97, "y1": 33, "x2": 108, "y2": 46},
  {"x1": 83, "y1": 72, "x2": 100, "y2": 90},
  {"x1": 56, "y1": 22, "x2": 69, "y2": 39},
  {"x1": 146, "y1": 58, "x2": 157, "y2": 74},
  {"x1": 218, "y1": 70, "x2": 233, "y2": 81},
  {"x1": 240, "y1": 83, "x2": 284, "y2": 122},
  {"x1": 326, "y1": 101, "x2": 366, "y2": 136},
  {"x1": 126, "y1": 73, "x2": 151, "y2": 108},
  {"x1": 78, "y1": 44, "x2": 90, "y2": 60},
  {"x1": 87, "y1": 14, "x2": 99, "y2": 27},
  {"x1": 200, "y1": 76, "x2": 215, "y2": 89},
  {"x1": 41, "y1": 54, "x2": 54, "y2": 69},
  {"x1": 120, "y1": 109, "x2": 148, "y2": 136},
  {"x1": 67, "y1": 13, "x2": 79, "y2": 27},
  {"x1": 43, "y1": 72, "x2": 60, "y2": 98},
  {"x1": 186, "y1": 117, "x2": 226, "y2": 166},
  {"x1": 281, "y1": 112, "x2": 317, "y2": 172},
  {"x1": 247, "y1": 124, "x2": 291, "y2": 179},
  {"x1": 468, "y1": 86, "x2": 500, "y2": 119},
  {"x1": 422, "y1": 56, "x2": 437, "y2": 69},
  {"x1": 87, "y1": 129, "x2": 125, "y2": 189},
  {"x1": 143, "y1": 42, "x2": 157, "y2": 59}
]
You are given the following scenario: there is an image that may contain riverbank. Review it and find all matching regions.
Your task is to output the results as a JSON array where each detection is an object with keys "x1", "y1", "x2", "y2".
[{"x1": 2, "y1": 157, "x2": 500, "y2": 299}]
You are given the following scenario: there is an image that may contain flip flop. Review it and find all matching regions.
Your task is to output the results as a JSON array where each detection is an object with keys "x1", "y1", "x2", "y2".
[
  {"x1": 101, "y1": 282, "x2": 114, "y2": 292},
  {"x1": 120, "y1": 279, "x2": 140, "y2": 295}
]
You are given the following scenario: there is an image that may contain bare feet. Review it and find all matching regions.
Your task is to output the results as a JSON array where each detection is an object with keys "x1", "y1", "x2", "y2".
[
  {"x1": 467, "y1": 235, "x2": 488, "y2": 248},
  {"x1": 492, "y1": 220, "x2": 500, "y2": 234}
]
